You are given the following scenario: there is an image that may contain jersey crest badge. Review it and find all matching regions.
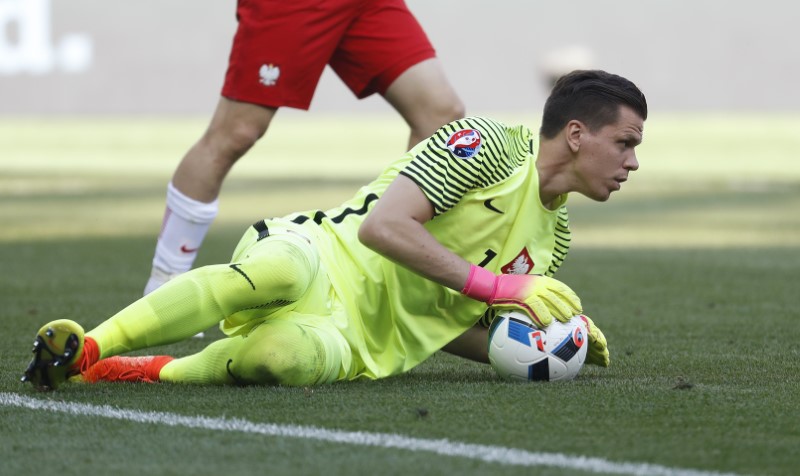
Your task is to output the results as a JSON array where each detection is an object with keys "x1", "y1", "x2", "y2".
[
  {"x1": 259, "y1": 63, "x2": 280, "y2": 86},
  {"x1": 446, "y1": 129, "x2": 482, "y2": 159},
  {"x1": 501, "y1": 247, "x2": 534, "y2": 274}
]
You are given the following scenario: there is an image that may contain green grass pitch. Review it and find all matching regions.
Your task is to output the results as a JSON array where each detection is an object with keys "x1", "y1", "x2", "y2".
[{"x1": 0, "y1": 114, "x2": 798, "y2": 475}]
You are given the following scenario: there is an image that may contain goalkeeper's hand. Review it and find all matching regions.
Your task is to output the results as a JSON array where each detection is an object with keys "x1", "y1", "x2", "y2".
[
  {"x1": 581, "y1": 314, "x2": 610, "y2": 367},
  {"x1": 461, "y1": 264, "x2": 582, "y2": 328}
]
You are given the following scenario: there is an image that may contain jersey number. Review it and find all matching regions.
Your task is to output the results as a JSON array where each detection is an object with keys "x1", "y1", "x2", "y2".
[{"x1": 477, "y1": 249, "x2": 497, "y2": 268}]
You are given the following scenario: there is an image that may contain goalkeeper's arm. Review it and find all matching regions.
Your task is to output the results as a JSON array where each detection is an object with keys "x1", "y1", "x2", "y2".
[
  {"x1": 358, "y1": 175, "x2": 473, "y2": 290},
  {"x1": 358, "y1": 175, "x2": 581, "y2": 327}
]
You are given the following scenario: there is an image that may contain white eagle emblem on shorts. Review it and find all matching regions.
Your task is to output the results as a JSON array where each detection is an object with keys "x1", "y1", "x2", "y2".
[{"x1": 259, "y1": 63, "x2": 280, "y2": 86}]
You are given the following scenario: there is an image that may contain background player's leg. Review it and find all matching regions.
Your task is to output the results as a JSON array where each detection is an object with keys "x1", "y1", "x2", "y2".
[
  {"x1": 159, "y1": 318, "x2": 345, "y2": 386},
  {"x1": 90, "y1": 233, "x2": 320, "y2": 360},
  {"x1": 145, "y1": 98, "x2": 277, "y2": 294},
  {"x1": 383, "y1": 58, "x2": 465, "y2": 149}
]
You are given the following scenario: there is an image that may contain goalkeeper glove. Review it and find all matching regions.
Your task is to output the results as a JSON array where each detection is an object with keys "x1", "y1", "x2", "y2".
[
  {"x1": 461, "y1": 264, "x2": 582, "y2": 328},
  {"x1": 581, "y1": 314, "x2": 610, "y2": 367}
]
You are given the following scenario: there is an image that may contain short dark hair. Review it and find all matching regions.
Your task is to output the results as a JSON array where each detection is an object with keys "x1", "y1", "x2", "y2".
[{"x1": 539, "y1": 70, "x2": 648, "y2": 139}]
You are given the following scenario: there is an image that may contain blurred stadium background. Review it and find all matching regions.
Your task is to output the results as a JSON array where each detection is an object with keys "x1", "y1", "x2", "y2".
[
  {"x1": 3, "y1": 0, "x2": 800, "y2": 115},
  {"x1": 3, "y1": 0, "x2": 798, "y2": 244}
]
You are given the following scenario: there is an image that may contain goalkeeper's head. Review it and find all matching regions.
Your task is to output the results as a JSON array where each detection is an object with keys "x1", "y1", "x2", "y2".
[{"x1": 539, "y1": 70, "x2": 648, "y2": 139}]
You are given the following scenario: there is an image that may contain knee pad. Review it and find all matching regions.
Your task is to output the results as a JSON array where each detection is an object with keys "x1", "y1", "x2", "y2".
[
  {"x1": 228, "y1": 320, "x2": 327, "y2": 386},
  {"x1": 236, "y1": 232, "x2": 320, "y2": 303},
  {"x1": 199, "y1": 233, "x2": 320, "y2": 317}
]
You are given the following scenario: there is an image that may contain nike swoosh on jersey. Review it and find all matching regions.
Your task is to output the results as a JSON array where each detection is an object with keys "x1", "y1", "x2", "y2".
[
  {"x1": 180, "y1": 244, "x2": 199, "y2": 253},
  {"x1": 483, "y1": 199, "x2": 504, "y2": 214}
]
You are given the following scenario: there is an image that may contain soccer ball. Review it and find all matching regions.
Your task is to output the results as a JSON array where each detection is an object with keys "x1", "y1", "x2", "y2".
[{"x1": 488, "y1": 311, "x2": 589, "y2": 382}]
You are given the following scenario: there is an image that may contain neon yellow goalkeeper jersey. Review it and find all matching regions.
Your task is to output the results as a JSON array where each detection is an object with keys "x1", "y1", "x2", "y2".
[{"x1": 286, "y1": 116, "x2": 571, "y2": 379}]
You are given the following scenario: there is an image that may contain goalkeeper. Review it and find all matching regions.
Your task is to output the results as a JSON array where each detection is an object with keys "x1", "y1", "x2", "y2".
[{"x1": 23, "y1": 70, "x2": 646, "y2": 390}]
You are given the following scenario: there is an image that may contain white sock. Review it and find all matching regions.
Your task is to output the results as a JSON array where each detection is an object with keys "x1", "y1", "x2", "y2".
[{"x1": 150, "y1": 182, "x2": 219, "y2": 276}]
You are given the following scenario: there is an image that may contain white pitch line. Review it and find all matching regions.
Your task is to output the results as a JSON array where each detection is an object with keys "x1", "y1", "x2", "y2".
[{"x1": 2, "y1": 392, "x2": 741, "y2": 476}]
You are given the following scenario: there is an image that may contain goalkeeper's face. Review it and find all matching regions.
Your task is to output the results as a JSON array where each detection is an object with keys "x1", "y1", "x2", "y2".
[{"x1": 573, "y1": 105, "x2": 644, "y2": 202}]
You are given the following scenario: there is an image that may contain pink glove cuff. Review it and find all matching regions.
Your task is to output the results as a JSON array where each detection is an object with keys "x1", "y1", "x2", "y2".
[{"x1": 461, "y1": 264, "x2": 497, "y2": 302}]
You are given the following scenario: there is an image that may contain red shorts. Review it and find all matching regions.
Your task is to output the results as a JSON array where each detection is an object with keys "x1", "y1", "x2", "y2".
[{"x1": 221, "y1": 0, "x2": 437, "y2": 110}]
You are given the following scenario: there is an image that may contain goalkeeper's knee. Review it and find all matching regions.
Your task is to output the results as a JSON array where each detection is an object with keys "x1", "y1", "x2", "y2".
[
  {"x1": 202, "y1": 233, "x2": 321, "y2": 314},
  {"x1": 244, "y1": 233, "x2": 319, "y2": 299},
  {"x1": 228, "y1": 320, "x2": 340, "y2": 387}
]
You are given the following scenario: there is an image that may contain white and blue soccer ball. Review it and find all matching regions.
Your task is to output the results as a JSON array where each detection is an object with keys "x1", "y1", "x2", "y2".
[{"x1": 488, "y1": 311, "x2": 589, "y2": 382}]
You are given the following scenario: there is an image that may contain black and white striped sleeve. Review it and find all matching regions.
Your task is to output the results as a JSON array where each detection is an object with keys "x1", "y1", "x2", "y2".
[{"x1": 399, "y1": 116, "x2": 523, "y2": 216}]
